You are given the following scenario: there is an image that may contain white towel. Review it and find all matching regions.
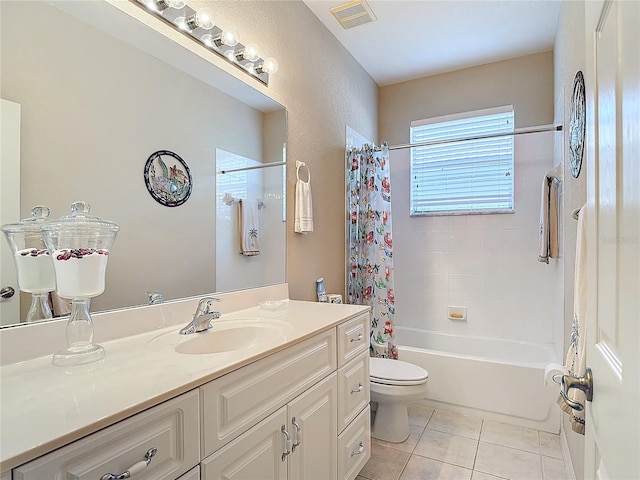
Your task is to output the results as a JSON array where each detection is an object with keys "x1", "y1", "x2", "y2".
[
  {"x1": 558, "y1": 204, "x2": 587, "y2": 434},
  {"x1": 538, "y1": 175, "x2": 559, "y2": 263},
  {"x1": 238, "y1": 199, "x2": 260, "y2": 256},
  {"x1": 294, "y1": 177, "x2": 313, "y2": 234}
]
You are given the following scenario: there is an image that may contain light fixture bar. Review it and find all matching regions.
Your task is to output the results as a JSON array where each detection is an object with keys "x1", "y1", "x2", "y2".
[{"x1": 131, "y1": 0, "x2": 272, "y2": 85}]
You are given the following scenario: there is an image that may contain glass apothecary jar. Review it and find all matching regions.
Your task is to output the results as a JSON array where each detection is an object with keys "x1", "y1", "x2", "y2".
[
  {"x1": 41, "y1": 201, "x2": 119, "y2": 366},
  {"x1": 1, "y1": 206, "x2": 56, "y2": 322}
]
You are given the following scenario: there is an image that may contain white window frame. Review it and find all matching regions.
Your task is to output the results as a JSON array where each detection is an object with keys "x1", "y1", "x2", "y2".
[{"x1": 409, "y1": 105, "x2": 515, "y2": 216}]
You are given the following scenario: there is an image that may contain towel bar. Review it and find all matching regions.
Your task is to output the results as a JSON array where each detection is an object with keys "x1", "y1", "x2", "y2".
[{"x1": 222, "y1": 193, "x2": 265, "y2": 209}]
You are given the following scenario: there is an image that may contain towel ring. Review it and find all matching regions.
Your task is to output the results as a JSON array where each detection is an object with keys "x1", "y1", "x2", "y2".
[{"x1": 296, "y1": 161, "x2": 310, "y2": 183}]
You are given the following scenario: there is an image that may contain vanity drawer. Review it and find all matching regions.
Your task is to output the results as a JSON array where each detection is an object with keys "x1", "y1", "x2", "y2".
[
  {"x1": 338, "y1": 351, "x2": 370, "y2": 434},
  {"x1": 201, "y1": 328, "x2": 336, "y2": 457},
  {"x1": 337, "y1": 313, "x2": 370, "y2": 367},
  {"x1": 13, "y1": 390, "x2": 200, "y2": 480},
  {"x1": 337, "y1": 405, "x2": 371, "y2": 480}
]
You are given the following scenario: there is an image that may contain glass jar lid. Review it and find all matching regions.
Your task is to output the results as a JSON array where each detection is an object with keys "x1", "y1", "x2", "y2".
[
  {"x1": 41, "y1": 201, "x2": 119, "y2": 252},
  {"x1": 42, "y1": 201, "x2": 119, "y2": 234},
  {"x1": 0, "y1": 205, "x2": 52, "y2": 235}
]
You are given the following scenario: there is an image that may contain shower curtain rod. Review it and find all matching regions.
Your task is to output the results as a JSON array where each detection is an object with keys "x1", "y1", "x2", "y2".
[
  {"x1": 219, "y1": 161, "x2": 286, "y2": 174},
  {"x1": 387, "y1": 124, "x2": 563, "y2": 151}
]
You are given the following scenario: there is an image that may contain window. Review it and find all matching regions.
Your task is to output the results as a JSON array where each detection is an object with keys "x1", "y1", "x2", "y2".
[{"x1": 410, "y1": 105, "x2": 514, "y2": 216}]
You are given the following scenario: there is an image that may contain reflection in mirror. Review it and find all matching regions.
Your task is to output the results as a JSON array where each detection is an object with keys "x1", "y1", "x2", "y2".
[
  {"x1": 216, "y1": 148, "x2": 286, "y2": 293},
  {"x1": 0, "y1": 0, "x2": 286, "y2": 327}
]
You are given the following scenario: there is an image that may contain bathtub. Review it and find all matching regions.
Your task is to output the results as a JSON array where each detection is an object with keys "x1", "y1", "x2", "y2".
[{"x1": 395, "y1": 327, "x2": 561, "y2": 433}]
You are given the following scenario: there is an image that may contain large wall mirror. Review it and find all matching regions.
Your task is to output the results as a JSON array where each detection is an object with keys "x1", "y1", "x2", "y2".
[{"x1": 0, "y1": 0, "x2": 287, "y2": 327}]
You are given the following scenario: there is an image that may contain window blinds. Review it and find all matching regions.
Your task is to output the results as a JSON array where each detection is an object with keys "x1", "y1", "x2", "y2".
[{"x1": 410, "y1": 106, "x2": 514, "y2": 215}]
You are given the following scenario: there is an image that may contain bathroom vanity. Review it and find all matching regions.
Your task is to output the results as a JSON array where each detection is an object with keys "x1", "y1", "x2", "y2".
[{"x1": 0, "y1": 285, "x2": 371, "y2": 479}]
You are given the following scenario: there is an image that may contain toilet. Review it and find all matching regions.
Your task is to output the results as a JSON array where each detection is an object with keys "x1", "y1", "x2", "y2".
[{"x1": 369, "y1": 357, "x2": 429, "y2": 443}]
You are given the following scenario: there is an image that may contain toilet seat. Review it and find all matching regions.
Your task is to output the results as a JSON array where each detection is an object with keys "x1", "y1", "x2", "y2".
[{"x1": 370, "y1": 357, "x2": 429, "y2": 386}]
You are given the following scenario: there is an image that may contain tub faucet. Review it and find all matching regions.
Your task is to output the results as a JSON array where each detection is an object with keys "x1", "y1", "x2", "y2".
[{"x1": 179, "y1": 297, "x2": 221, "y2": 335}]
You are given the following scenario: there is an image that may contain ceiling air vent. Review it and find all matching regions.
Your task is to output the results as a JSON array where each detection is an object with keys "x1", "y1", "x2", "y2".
[{"x1": 330, "y1": 0, "x2": 377, "y2": 30}]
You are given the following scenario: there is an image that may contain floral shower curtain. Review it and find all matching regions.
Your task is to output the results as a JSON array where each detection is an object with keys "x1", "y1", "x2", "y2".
[{"x1": 347, "y1": 143, "x2": 397, "y2": 359}]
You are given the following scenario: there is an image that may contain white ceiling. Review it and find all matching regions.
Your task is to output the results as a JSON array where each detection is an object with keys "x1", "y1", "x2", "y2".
[{"x1": 302, "y1": 0, "x2": 562, "y2": 87}]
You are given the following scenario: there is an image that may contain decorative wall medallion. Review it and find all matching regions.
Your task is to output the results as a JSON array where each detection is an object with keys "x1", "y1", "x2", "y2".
[
  {"x1": 144, "y1": 150, "x2": 192, "y2": 207},
  {"x1": 569, "y1": 71, "x2": 586, "y2": 178}
]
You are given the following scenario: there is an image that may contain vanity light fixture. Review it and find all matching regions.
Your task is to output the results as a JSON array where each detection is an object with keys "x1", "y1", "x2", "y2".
[{"x1": 131, "y1": 0, "x2": 278, "y2": 85}]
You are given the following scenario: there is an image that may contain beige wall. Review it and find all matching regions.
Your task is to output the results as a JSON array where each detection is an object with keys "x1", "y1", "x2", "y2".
[
  {"x1": 206, "y1": 1, "x2": 379, "y2": 300},
  {"x1": 380, "y1": 51, "x2": 555, "y2": 144},
  {"x1": 554, "y1": 1, "x2": 587, "y2": 478}
]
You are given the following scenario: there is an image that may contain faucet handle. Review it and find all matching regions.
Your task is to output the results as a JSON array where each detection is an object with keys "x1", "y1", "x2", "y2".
[{"x1": 195, "y1": 297, "x2": 222, "y2": 316}]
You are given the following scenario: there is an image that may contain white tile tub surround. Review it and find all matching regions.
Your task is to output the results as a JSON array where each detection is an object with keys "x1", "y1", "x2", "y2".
[{"x1": 391, "y1": 133, "x2": 563, "y2": 349}]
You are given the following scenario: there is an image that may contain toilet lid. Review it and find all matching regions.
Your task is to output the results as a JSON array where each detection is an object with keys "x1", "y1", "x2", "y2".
[{"x1": 370, "y1": 357, "x2": 429, "y2": 386}]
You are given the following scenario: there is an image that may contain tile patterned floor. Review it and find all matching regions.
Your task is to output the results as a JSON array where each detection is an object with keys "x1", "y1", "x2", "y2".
[{"x1": 357, "y1": 406, "x2": 569, "y2": 480}]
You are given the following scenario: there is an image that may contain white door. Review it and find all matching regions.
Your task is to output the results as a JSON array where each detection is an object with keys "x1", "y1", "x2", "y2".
[
  {"x1": 0, "y1": 99, "x2": 21, "y2": 324},
  {"x1": 583, "y1": 1, "x2": 639, "y2": 478}
]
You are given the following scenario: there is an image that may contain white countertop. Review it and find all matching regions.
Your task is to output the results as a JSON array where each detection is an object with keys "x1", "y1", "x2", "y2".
[{"x1": 0, "y1": 299, "x2": 370, "y2": 472}]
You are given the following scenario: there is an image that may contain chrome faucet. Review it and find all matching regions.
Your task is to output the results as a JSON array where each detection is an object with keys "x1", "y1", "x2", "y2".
[{"x1": 179, "y1": 297, "x2": 221, "y2": 335}]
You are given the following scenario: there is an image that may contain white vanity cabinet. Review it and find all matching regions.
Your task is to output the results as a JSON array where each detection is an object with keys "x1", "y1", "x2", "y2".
[
  {"x1": 8, "y1": 308, "x2": 371, "y2": 480},
  {"x1": 13, "y1": 390, "x2": 200, "y2": 480}
]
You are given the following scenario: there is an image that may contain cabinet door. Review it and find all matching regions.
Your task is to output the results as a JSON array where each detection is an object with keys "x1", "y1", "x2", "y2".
[
  {"x1": 288, "y1": 373, "x2": 338, "y2": 480},
  {"x1": 201, "y1": 407, "x2": 288, "y2": 480}
]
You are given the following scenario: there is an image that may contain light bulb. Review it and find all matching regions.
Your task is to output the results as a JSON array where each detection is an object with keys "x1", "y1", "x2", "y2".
[
  {"x1": 242, "y1": 43, "x2": 260, "y2": 62},
  {"x1": 202, "y1": 29, "x2": 240, "y2": 49},
  {"x1": 174, "y1": 16, "x2": 188, "y2": 31},
  {"x1": 221, "y1": 29, "x2": 240, "y2": 47},
  {"x1": 185, "y1": 7, "x2": 215, "y2": 30},
  {"x1": 224, "y1": 49, "x2": 237, "y2": 62},
  {"x1": 256, "y1": 57, "x2": 279, "y2": 75},
  {"x1": 201, "y1": 33, "x2": 215, "y2": 48}
]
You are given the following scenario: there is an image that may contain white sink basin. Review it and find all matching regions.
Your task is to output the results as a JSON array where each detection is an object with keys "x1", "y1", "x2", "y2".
[{"x1": 148, "y1": 319, "x2": 292, "y2": 355}]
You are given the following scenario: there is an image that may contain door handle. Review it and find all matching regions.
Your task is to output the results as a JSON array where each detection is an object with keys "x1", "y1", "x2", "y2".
[
  {"x1": 1, "y1": 286, "x2": 15, "y2": 299},
  {"x1": 560, "y1": 367, "x2": 593, "y2": 411}
]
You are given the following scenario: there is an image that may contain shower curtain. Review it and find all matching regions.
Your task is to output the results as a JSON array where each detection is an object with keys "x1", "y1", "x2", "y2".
[{"x1": 347, "y1": 143, "x2": 397, "y2": 359}]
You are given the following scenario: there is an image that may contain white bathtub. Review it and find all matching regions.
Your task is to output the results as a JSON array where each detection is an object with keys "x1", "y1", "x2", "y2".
[{"x1": 395, "y1": 327, "x2": 561, "y2": 433}]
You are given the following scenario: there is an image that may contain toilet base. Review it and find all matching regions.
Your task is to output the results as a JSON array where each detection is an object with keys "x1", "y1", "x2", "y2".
[{"x1": 371, "y1": 402, "x2": 410, "y2": 443}]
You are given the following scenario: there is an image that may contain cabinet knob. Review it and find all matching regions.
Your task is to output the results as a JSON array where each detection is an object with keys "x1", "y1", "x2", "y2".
[
  {"x1": 350, "y1": 382, "x2": 364, "y2": 394},
  {"x1": 100, "y1": 447, "x2": 157, "y2": 480}
]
